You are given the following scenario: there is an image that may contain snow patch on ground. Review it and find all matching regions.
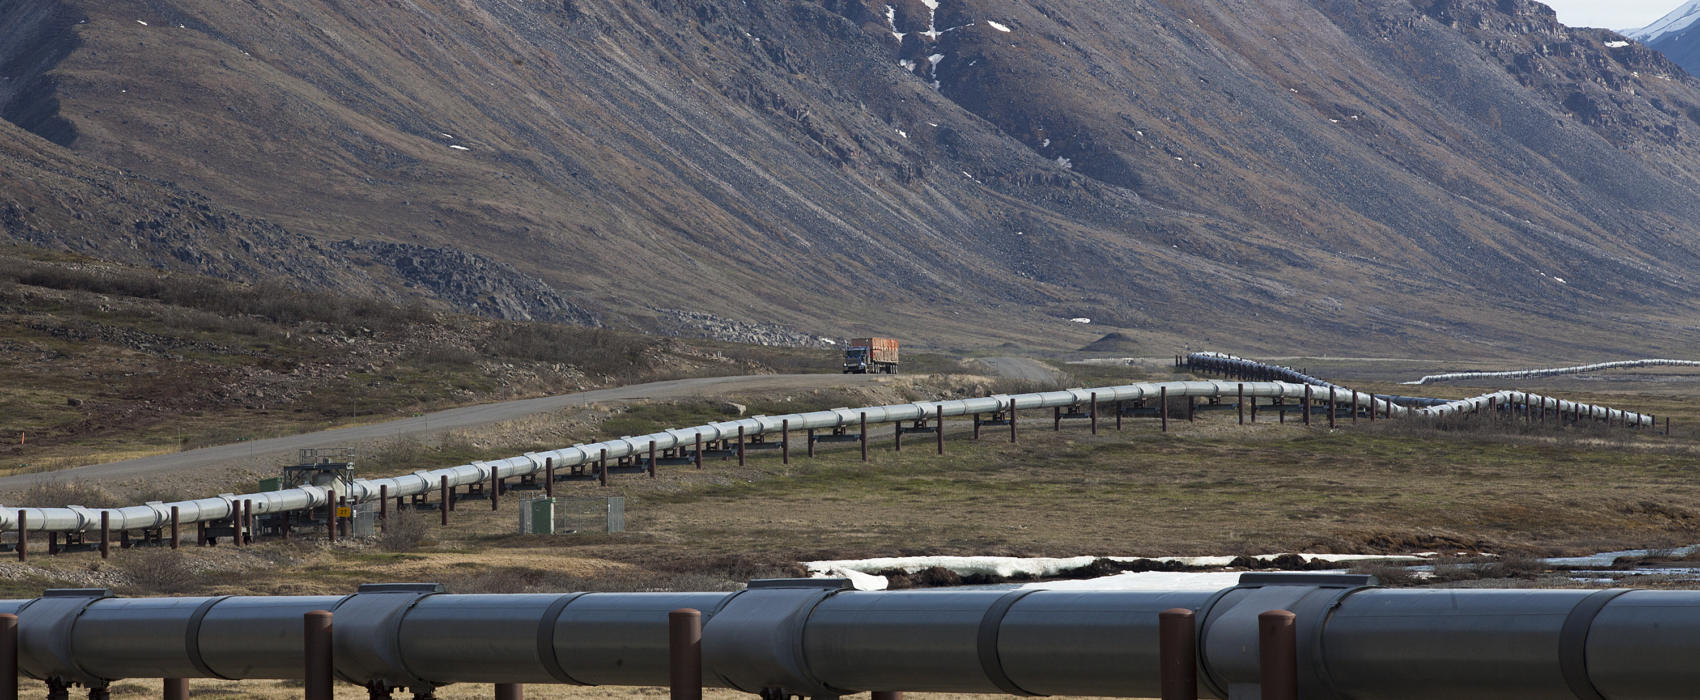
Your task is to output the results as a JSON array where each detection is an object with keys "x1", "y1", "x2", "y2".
[
  {"x1": 1604, "y1": 40, "x2": 1630, "y2": 48},
  {"x1": 136, "y1": 19, "x2": 149, "y2": 26},
  {"x1": 884, "y1": 5, "x2": 905, "y2": 42},
  {"x1": 448, "y1": 145, "x2": 470, "y2": 151},
  {"x1": 1056, "y1": 156, "x2": 1072, "y2": 169},
  {"x1": 1069, "y1": 317, "x2": 1091, "y2": 324},
  {"x1": 1022, "y1": 571, "x2": 1266, "y2": 591},
  {"x1": 806, "y1": 553, "x2": 1430, "y2": 590},
  {"x1": 987, "y1": 20, "x2": 1012, "y2": 32}
]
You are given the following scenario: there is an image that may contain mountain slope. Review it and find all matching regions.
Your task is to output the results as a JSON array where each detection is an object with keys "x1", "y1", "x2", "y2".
[
  {"x1": 3, "y1": 0, "x2": 1700, "y2": 355},
  {"x1": 1633, "y1": 1, "x2": 1700, "y2": 76}
]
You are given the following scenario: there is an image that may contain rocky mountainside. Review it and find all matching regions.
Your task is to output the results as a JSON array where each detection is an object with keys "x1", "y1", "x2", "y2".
[{"x1": 3, "y1": 0, "x2": 1700, "y2": 355}]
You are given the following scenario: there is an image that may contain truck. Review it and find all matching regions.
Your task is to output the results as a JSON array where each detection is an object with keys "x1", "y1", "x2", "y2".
[{"x1": 843, "y1": 337, "x2": 899, "y2": 374}]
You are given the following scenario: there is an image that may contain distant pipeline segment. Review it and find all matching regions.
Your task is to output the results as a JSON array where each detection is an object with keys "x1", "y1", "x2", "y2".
[{"x1": 0, "y1": 354, "x2": 1658, "y2": 539}]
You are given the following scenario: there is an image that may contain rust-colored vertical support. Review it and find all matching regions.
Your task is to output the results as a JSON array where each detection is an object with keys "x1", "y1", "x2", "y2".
[
  {"x1": 1259, "y1": 610, "x2": 1297, "y2": 700},
  {"x1": 1369, "y1": 395, "x2": 1377, "y2": 423},
  {"x1": 782, "y1": 420, "x2": 791, "y2": 465},
  {"x1": 12, "y1": 512, "x2": 22, "y2": 564},
  {"x1": 598, "y1": 449, "x2": 608, "y2": 488},
  {"x1": 1188, "y1": 396, "x2": 1195, "y2": 423},
  {"x1": 649, "y1": 442, "x2": 658, "y2": 479},
  {"x1": 0, "y1": 612, "x2": 15, "y2": 700},
  {"x1": 326, "y1": 489, "x2": 337, "y2": 543},
  {"x1": 1328, "y1": 387, "x2": 1336, "y2": 429},
  {"x1": 1302, "y1": 386, "x2": 1312, "y2": 426},
  {"x1": 1090, "y1": 393, "x2": 1098, "y2": 435},
  {"x1": 230, "y1": 501, "x2": 243, "y2": 549},
  {"x1": 737, "y1": 427, "x2": 746, "y2": 467},
  {"x1": 860, "y1": 413, "x2": 869, "y2": 461},
  {"x1": 807, "y1": 428, "x2": 816, "y2": 457},
  {"x1": 1351, "y1": 391, "x2": 1359, "y2": 424},
  {"x1": 1010, "y1": 399, "x2": 1018, "y2": 443},
  {"x1": 120, "y1": 528, "x2": 130, "y2": 551},
  {"x1": 379, "y1": 485, "x2": 389, "y2": 533},
  {"x1": 669, "y1": 609, "x2": 702, "y2": 700},
  {"x1": 494, "y1": 684, "x2": 523, "y2": 700},
  {"x1": 161, "y1": 678, "x2": 187, "y2": 700},
  {"x1": 1251, "y1": 394, "x2": 1258, "y2": 423},
  {"x1": 936, "y1": 405, "x2": 945, "y2": 455},
  {"x1": 894, "y1": 418, "x2": 903, "y2": 452},
  {"x1": 546, "y1": 457, "x2": 556, "y2": 496},
  {"x1": 1161, "y1": 387, "x2": 1169, "y2": 433},
  {"x1": 99, "y1": 511, "x2": 110, "y2": 560},
  {"x1": 304, "y1": 610, "x2": 333, "y2": 700},
  {"x1": 694, "y1": 434, "x2": 704, "y2": 469},
  {"x1": 1159, "y1": 608, "x2": 1196, "y2": 700},
  {"x1": 1053, "y1": 405, "x2": 1062, "y2": 431},
  {"x1": 973, "y1": 415, "x2": 981, "y2": 441},
  {"x1": 1238, "y1": 384, "x2": 1245, "y2": 426},
  {"x1": 493, "y1": 466, "x2": 503, "y2": 509},
  {"x1": 1116, "y1": 400, "x2": 1123, "y2": 431},
  {"x1": 245, "y1": 500, "x2": 254, "y2": 544},
  {"x1": 439, "y1": 477, "x2": 449, "y2": 527},
  {"x1": 191, "y1": 523, "x2": 199, "y2": 549}
]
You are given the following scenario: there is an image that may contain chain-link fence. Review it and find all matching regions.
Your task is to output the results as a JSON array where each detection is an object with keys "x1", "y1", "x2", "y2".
[{"x1": 518, "y1": 496, "x2": 625, "y2": 535}]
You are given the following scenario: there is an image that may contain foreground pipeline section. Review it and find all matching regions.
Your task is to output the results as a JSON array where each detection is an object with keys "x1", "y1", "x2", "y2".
[
  {"x1": 0, "y1": 574, "x2": 1694, "y2": 699},
  {"x1": 0, "y1": 353, "x2": 1665, "y2": 554}
]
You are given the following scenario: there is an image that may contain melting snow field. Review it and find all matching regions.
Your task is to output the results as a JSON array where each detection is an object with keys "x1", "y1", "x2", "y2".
[{"x1": 987, "y1": 21, "x2": 1012, "y2": 33}]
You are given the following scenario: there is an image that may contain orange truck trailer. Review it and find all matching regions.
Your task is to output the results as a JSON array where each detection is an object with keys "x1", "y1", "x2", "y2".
[{"x1": 843, "y1": 337, "x2": 899, "y2": 374}]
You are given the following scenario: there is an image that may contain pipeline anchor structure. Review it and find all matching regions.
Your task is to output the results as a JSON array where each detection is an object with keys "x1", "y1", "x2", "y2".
[{"x1": 0, "y1": 574, "x2": 1697, "y2": 698}]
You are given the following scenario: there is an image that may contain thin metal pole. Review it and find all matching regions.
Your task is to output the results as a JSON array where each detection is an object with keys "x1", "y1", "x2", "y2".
[
  {"x1": 304, "y1": 610, "x2": 333, "y2": 700},
  {"x1": 1328, "y1": 387, "x2": 1336, "y2": 429},
  {"x1": 1259, "y1": 610, "x2": 1297, "y2": 700},
  {"x1": 1010, "y1": 399, "x2": 1018, "y2": 443},
  {"x1": 162, "y1": 678, "x2": 186, "y2": 700},
  {"x1": 895, "y1": 418, "x2": 903, "y2": 452},
  {"x1": 12, "y1": 512, "x2": 22, "y2": 563},
  {"x1": 1161, "y1": 387, "x2": 1169, "y2": 432},
  {"x1": 494, "y1": 683, "x2": 523, "y2": 700},
  {"x1": 860, "y1": 413, "x2": 868, "y2": 461},
  {"x1": 669, "y1": 609, "x2": 702, "y2": 700},
  {"x1": 99, "y1": 511, "x2": 110, "y2": 560},
  {"x1": 440, "y1": 476, "x2": 450, "y2": 527},
  {"x1": 1090, "y1": 392, "x2": 1098, "y2": 435},
  {"x1": 1159, "y1": 608, "x2": 1196, "y2": 700},
  {"x1": 1238, "y1": 384, "x2": 1245, "y2": 425},
  {"x1": 0, "y1": 613, "x2": 15, "y2": 700},
  {"x1": 936, "y1": 405, "x2": 944, "y2": 455},
  {"x1": 326, "y1": 489, "x2": 337, "y2": 543},
  {"x1": 379, "y1": 485, "x2": 389, "y2": 533},
  {"x1": 245, "y1": 500, "x2": 254, "y2": 545},
  {"x1": 1352, "y1": 391, "x2": 1359, "y2": 424},
  {"x1": 782, "y1": 419, "x2": 790, "y2": 465},
  {"x1": 737, "y1": 426, "x2": 746, "y2": 467}
]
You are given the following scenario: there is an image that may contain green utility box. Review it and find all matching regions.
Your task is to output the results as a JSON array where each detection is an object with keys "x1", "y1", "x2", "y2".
[
  {"x1": 526, "y1": 497, "x2": 557, "y2": 535},
  {"x1": 258, "y1": 477, "x2": 282, "y2": 492}
]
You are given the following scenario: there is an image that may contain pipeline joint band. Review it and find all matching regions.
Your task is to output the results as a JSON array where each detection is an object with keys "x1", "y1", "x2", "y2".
[
  {"x1": 1559, "y1": 588, "x2": 1631, "y2": 700},
  {"x1": 185, "y1": 596, "x2": 234, "y2": 680},
  {"x1": 976, "y1": 589, "x2": 1041, "y2": 697},
  {"x1": 537, "y1": 593, "x2": 591, "y2": 685}
]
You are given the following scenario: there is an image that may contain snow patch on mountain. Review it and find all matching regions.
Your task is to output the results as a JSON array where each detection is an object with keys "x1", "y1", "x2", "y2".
[{"x1": 1629, "y1": 0, "x2": 1700, "y2": 43}]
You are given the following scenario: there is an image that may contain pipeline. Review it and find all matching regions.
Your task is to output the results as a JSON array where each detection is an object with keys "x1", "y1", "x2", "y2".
[
  {"x1": 1, "y1": 574, "x2": 1698, "y2": 699},
  {"x1": 0, "y1": 357, "x2": 1657, "y2": 535},
  {"x1": 1405, "y1": 359, "x2": 1700, "y2": 385}
]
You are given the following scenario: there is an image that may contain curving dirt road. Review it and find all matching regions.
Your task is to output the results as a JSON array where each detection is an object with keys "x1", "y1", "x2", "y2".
[{"x1": 0, "y1": 373, "x2": 887, "y2": 491}]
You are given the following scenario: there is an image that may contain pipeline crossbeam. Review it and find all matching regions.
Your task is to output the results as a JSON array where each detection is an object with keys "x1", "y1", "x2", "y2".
[
  {"x1": 0, "y1": 355, "x2": 1656, "y2": 534},
  {"x1": 2, "y1": 576, "x2": 1698, "y2": 699}
]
